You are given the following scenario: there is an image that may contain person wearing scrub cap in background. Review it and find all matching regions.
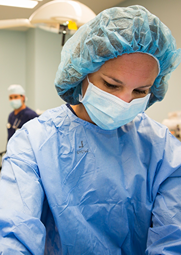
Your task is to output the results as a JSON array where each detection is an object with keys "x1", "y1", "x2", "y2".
[
  {"x1": 0, "y1": 5, "x2": 181, "y2": 255},
  {"x1": 7, "y1": 84, "x2": 38, "y2": 141}
]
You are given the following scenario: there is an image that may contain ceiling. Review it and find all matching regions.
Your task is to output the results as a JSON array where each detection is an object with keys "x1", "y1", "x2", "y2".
[{"x1": 0, "y1": 0, "x2": 126, "y2": 20}]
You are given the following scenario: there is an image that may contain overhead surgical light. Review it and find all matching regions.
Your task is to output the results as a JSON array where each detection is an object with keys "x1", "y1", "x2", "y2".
[
  {"x1": 0, "y1": 0, "x2": 96, "y2": 45},
  {"x1": 29, "y1": 0, "x2": 96, "y2": 45},
  {"x1": 0, "y1": 0, "x2": 39, "y2": 9}
]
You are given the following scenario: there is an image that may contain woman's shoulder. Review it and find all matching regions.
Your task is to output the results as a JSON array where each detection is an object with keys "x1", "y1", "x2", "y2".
[
  {"x1": 26, "y1": 104, "x2": 69, "y2": 133},
  {"x1": 37, "y1": 105, "x2": 67, "y2": 121},
  {"x1": 136, "y1": 112, "x2": 168, "y2": 130},
  {"x1": 134, "y1": 112, "x2": 170, "y2": 143}
]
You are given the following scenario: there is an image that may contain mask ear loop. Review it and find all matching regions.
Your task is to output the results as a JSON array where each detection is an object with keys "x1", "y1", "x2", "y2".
[
  {"x1": 87, "y1": 75, "x2": 90, "y2": 83},
  {"x1": 79, "y1": 75, "x2": 90, "y2": 101}
]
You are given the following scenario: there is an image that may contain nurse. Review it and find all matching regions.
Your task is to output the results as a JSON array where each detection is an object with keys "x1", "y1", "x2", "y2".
[{"x1": 0, "y1": 5, "x2": 181, "y2": 255}]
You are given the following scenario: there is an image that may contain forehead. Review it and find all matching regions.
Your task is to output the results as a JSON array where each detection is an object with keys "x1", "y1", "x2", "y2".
[{"x1": 101, "y1": 53, "x2": 159, "y2": 74}]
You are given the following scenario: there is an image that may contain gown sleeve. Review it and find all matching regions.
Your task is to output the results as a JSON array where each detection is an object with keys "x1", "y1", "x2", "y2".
[
  {"x1": 146, "y1": 132, "x2": 181, "y2": 254},
  {"x1": 0, "y1": 125, "x2": 46, "y2": 255}
]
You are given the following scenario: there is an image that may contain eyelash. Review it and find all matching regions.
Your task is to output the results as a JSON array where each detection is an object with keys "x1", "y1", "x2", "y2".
[
  {"x1": 103, "y1": 80, "x2": 119, "y2": 89},
  {"x1": 103, "y1": 80, "x2": 147, "y2": 94},
  {"x1": 134, "y1": 89, "x2": 147, "y2": 94}
]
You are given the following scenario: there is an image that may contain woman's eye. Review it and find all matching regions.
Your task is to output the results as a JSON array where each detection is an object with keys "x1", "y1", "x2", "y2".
[
  {"x1": 134, "y1": 89, "x2": 147, "y2": 94},
  {"x1": 103, "y1": 80, "x2": 118, "y2": 89}
]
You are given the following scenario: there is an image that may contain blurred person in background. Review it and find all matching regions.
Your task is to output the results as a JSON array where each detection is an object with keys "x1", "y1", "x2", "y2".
[{"x1": 7, "y1": 84, "x2": 38, "y2": 141}]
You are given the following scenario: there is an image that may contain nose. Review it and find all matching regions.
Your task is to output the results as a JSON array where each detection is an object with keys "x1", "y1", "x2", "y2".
[{"x1": 116, "y1": 91, "x2": 133, "y2": 103}]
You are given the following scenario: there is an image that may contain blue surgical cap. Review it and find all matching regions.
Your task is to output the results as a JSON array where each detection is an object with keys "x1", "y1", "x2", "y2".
[{"x1": 54, "y1": 5, "x2": 181, "y2": 107}]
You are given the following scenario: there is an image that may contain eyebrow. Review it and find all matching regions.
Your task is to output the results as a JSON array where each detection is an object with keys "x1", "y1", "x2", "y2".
[{"x1": 103, "y1": 75, "x2": 152, "y2": 88}]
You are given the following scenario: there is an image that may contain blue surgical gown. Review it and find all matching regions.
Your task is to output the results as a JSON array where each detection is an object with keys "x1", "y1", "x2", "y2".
[{"x1": 0, "y1": 104, "x2": 181, "y2": 255}]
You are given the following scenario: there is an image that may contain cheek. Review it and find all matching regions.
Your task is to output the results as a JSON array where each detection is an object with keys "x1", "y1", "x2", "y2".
[{"x1": 82, "y1": 78, "x2": 89, "y2": 96}]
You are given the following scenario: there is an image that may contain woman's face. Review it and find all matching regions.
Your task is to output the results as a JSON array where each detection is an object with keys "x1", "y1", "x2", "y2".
[{"x1": 82, "y1": 53, "x2": 159, "y2": 103}]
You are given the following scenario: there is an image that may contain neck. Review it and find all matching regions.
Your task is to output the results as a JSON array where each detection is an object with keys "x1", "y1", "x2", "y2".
[
  {"x1": 14, "y1": 103, "x2": 26, "y2": 115},
  {"x1": 71, "y1": 104, "x2": 94, "y2": 124}
]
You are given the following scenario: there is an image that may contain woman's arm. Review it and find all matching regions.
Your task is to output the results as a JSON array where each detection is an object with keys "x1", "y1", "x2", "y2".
[
  {"x1": 0, "y1": 127, "x2": 46, "y2": 255},
  {"x1": 146, "y1": 133, "x2": 181, "y2": 254}
]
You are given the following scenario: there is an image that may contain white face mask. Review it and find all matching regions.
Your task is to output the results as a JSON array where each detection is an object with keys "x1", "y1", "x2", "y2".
[
  {"x1": 79, "y1": 78, "x2": 151, "y2": 130},
  {"x1": 10, "y1": 99, "x2": 22, "y2": 110}
]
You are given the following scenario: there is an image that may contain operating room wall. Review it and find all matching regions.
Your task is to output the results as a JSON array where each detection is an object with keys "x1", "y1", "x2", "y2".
[
  {"x1": 27, "y1": 28, "x2": 66, "y2": 111},
  {"x1": 0, "y1": 28, "x2": 66, "y2": 152},
  {"x1": 118, "y1": 0, "x2": 181, "y2": 124},
  {"x1": 0, "y1": 30, "x2": 26, "y2": 151}
]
